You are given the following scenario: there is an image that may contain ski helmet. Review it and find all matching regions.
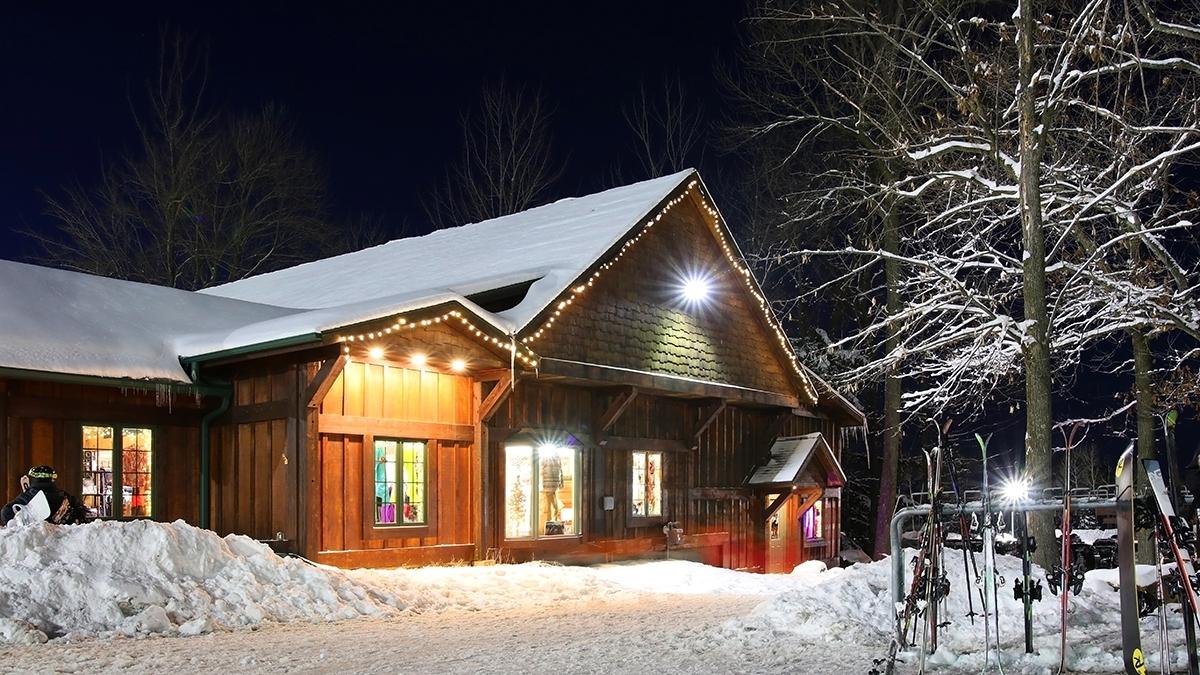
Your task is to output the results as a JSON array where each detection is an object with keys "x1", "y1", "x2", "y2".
[{"x1": 26, "y1": 465, "x2": 57, "y2": 482}]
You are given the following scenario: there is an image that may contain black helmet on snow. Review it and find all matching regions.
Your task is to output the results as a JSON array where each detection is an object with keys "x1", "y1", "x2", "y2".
[{"x1": 26, "y1": 465, "x2": 57, "y2": 482}]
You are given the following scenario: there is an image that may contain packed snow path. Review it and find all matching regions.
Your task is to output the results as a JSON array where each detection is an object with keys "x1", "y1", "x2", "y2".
[{"x1": 1, "y1": 521, "x2": 1191, "y2": 673}]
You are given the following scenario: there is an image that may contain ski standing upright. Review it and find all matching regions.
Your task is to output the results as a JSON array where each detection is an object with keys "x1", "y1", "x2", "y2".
[
  {"x1": 1051, "y1": 423, "x2": 1086, "y2": 674},
  {"x1": 977, "y1": 433, "x2": 1004, "y2": 673},
  {"x1": 1115, "y1": 442, "x2": 1146, "y2": 675}
]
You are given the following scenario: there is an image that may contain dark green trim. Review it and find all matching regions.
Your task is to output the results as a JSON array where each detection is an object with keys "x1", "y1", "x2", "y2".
[
  {"x1": 199, "y1": 388, "x2": 232, "y2": 530},
  {"x1": 179, "y1": 333, "x2": 322, "y2": 367},
  {"x1": 0, "y1": 366, "x2": 225, "y2": 397},
  {"x1": 190, "y1": 360, "x2": 233, "y2": 530}
]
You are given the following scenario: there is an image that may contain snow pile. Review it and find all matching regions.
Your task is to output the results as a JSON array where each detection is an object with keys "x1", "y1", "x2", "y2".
[
  {"x1": 345, "y1": 558, "x2": 795, "y2": 612},
  {"x1": 0, "y1": 520, "x2": 795, "y2": 645},
  {"x1": 0, "y1": 520, "x2": 391, "y2": 642},
  {"x1": 710, "y1": 551, "x2": 1195, "y2": 673}
]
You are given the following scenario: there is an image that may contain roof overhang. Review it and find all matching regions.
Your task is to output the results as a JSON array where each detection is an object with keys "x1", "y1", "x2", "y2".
[{"x1": 747, "y1": 432, "x2": 846, "y2": 489}]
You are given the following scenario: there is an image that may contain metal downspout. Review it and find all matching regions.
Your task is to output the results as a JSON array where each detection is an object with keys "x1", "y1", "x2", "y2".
[{"x1": 192, "y1": 362, "x2": 232, "y2": 530}]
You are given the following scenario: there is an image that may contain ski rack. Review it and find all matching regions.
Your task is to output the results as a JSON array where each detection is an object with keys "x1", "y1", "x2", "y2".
[{"x1": 889, "y1": 495, "x2": 1121, "y2": 607}]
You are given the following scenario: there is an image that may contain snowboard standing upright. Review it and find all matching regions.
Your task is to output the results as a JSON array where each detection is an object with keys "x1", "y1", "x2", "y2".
[{"x1": 1116, "y1": 442, "x2": 1146, "y2": 675}]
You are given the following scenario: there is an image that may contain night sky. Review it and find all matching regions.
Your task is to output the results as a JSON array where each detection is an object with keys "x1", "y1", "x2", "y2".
[{"x1": 0, "y1": 2, "x2": 743, "y2": 259}]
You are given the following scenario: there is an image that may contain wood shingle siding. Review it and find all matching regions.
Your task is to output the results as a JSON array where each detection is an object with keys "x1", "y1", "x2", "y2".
[{"x1": 533, "y1": 193, "x2": 793, "y2": 397}]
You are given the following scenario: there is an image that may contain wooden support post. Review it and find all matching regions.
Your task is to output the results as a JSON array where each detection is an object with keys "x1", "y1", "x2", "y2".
[
  {"x1": 472, "y1": 381, "x2": 484, "y2": 560},
  {"x1": 297, "y1": 355, "x2": 347, "y2": 560}
]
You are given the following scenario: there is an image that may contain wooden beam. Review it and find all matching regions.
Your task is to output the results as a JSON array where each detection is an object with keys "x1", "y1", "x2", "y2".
[
  {"x1": 304, "y1": 355, "x2": 347, "y2": 408},
  {"x1": 473, "y1": 368, "x2": 511, "y2": 382},
  {"x1": 6, "y1": 395, "x2": 206, "y2": 426},
  {"x1": 596, "y1": 386, "x2": 638, "y2": 432},
  {"x1": 317, "y1": 414, "x2": 475, "y2": 441},
  {"x1": 689, "y1": 486, "x2": 750, "y2": 501},
  {"x1": 597, "y1": 435, "x2": 688, "y2": 453},
  {"x1": 538, "y1": 358, "x2": 800, "y2": 409},
  {"x1": 763, "y1": 491, "x2": 791, "y2": 520},
  {"x1": 689, "y1": 398, "x2": 726, "y2": 444},
  {"x1": 477, "y1": 372, "x2": 513, "y2": 423}
]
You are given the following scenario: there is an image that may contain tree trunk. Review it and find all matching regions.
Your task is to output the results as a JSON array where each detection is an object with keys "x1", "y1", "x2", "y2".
[
  {"x1": 1132, "y1": 329, "x2": 1157, "y2": 563},
  {"x1": 1016, "y1": 0, "x2": 1057, "y2": 569},
  {"x1": 873, "y1": 197, "x2": 903, "y2": 558}
]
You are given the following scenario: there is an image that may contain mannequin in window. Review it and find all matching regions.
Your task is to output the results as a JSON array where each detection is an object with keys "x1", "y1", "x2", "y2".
[{"x1": 540, "y1": 452, "x2": 564, "y2": 533}]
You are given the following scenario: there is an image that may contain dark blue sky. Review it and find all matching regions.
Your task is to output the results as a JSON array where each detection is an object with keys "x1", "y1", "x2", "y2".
[{"x1": 0, "y1": 2, "x2": 743, "y2": 259}]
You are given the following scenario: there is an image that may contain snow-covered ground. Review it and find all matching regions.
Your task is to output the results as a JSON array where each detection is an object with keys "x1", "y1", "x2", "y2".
[{"x1": 0, "y1": 520, "x2": 1193, "y2": 673}]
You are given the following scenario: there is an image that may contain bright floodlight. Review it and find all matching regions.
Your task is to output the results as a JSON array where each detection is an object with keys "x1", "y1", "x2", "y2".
[
  {"x1": 450, "y1": 358, "x2": 467, "y2": 373},
  {"x1": 410, "y1": 353, "x2": 427, "y2": 368},
  {"x1": 681, "y1": 275, "x2": 712, "y2": 303},
  {"x1": 368, "y1": 346, "x2": 385, "y2": 360},
  {"x1": 999, "y1": 477, "x2": 1030, "y2": 504}
]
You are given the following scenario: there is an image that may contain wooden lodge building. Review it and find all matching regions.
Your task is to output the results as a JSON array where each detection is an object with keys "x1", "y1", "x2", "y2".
[{"x1": 0, "y1": 169, "x2": 863, "y2": 573}]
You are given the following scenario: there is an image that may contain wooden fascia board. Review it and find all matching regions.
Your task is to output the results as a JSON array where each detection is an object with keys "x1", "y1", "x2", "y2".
[
  {"x1": 538, "y1": 358, "x2": 800, "y2": 409},
  {"x1": 317, "y1": 414, "x2": 474, "y2": 442}
]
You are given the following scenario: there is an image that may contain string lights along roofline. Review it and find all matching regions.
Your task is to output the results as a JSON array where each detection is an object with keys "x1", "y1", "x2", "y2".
[{"x1": 518, "y1": 178, "x2": 819, "y2": 406}]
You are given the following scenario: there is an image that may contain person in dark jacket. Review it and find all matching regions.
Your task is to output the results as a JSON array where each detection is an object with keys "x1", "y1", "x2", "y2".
[{"x1": 1, "y1": 465, "x2": 93, "y2": 525}]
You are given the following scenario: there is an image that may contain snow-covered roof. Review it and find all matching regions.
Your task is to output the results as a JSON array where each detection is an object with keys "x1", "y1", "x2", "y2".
[
  {"x1": 201, "y1": 169, "x2": 695, "y2": 332},
  {"x1": 0, "y1": 260, "x2": 297, "y2": 383},
  {"x1": 0, "y1": 172, "x2": 693, "y2": 384},
  {"x1": 748, "y1": 433, "x2": 846, "y2": 487}
]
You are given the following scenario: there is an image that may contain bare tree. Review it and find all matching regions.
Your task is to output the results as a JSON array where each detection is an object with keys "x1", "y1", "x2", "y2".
[
  {"x1": 621, "y1": 76, "x2": 706, "y2": 178},
  {"x1": 424, "y1": 80, "x2": 563, "y2": 229},
  {"x1": 732, "y1": 0, "x2": 1200, "y2": 566},
  {"x1": 33, "y1": 33, "x2": 334, "y2": 290}
]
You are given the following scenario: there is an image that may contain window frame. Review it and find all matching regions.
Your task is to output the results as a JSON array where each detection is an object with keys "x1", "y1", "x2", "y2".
[
  {"x1": 801, "y1": 498, "x2": 826, "y2": 547},
  {"x1": 627, "y1": 449, "x2": 666, "y2": 527},
  {"x1": 361, "y1": 435, "x2": 437, "y2": 539},
  {"x1": 502, "y1": 441, "x2": 583, "y2": 542},
  {"x1": 78, "y1": 422, "x2": 158, "y2": 521}
]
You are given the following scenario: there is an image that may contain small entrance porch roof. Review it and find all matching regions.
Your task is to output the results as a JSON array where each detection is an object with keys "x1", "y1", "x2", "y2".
[{"x1": 748, "y1": 433, "x2": 846, "y2": 489}]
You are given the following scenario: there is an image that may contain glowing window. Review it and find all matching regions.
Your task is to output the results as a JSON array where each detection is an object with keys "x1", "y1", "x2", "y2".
[
  {"x1": 81, "y1": 425, "x2": 153, "y2": 519},
  {"x1": 631, "y1": 451, "x2": 663, "y2": 518},
  {"x1": 505, "y1": 444, "x2": 579, "y2": 539},
  {"x1": 374, "y1": 439, "x2": 426, "y2": 525},
  {"x1": 802, "y1": 499, "x2": 824, "y2": 540}
]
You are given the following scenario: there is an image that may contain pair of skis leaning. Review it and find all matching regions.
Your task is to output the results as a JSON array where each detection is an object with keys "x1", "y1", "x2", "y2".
[{"x1": 1115, "y1": 441, "x2": 1200, "y2": 675}]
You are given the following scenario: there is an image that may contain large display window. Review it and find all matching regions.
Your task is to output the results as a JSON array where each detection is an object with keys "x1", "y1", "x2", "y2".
[{"x1": 505, "y1": 443, "x2": 579, "y2": 539}]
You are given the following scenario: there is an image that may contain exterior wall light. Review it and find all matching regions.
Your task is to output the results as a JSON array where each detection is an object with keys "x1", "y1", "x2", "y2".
[
  {"x1": 450, "y1": 358, "x2": 467, "y2": 373},
  {"x1": 368, "y1": 346, "x2": 385, "y2": 360},
  {"x1": 681, "y1": 275, "x2": 712, "y2": 303},
  {"x1": 410, "y1": 353, "x2": 427, "y2": 368}
]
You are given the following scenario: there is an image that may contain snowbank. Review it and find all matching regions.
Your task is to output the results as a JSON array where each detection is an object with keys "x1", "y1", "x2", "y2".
[
  {"x1": 710, "y1": 551, "x2": 1195, "y2": 673},
  {"x1": 0, "y1": 520, "x2": 390, "y2": 642},
  {"x1": 0, "y1": 520, "x2": 799, "y2": 645}
]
